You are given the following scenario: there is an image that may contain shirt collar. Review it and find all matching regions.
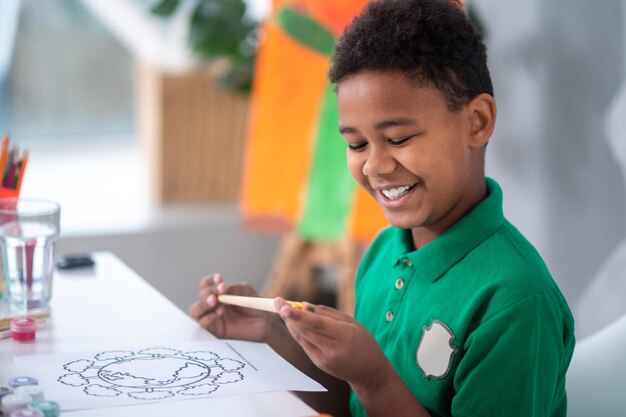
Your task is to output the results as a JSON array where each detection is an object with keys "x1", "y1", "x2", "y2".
[{"x1": 391, "y1": 178, "x2": 504, "y2": 282}]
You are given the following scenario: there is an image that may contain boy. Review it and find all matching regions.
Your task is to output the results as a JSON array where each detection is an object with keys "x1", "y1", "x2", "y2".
[{"x1": 189, "y1": 0, "x2": 575, "y2": 416}]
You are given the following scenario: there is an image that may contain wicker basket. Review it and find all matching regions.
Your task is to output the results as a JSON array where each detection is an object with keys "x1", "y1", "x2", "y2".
[{"x1": 136, "y1": 62, "x2": 250, "y2": 202}]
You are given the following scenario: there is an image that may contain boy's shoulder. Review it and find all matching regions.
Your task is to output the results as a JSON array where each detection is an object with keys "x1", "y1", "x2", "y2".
[
  {"x1": 476, "y1": 218, "x2": 553, "y2": 291},
  {"x1": 361, "y1": 218, "x2": 564, "y2": 308},
  {"x1": 461, "y1": 218, "x2": 573, "y2": 328}
]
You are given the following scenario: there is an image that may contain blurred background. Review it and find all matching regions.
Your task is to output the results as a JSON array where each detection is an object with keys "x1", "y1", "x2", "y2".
[{"x1": 1, "y1": 0, "x2": 625, "y2": 338}]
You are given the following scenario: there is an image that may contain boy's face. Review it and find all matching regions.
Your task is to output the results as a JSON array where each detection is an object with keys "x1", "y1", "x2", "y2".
[{"x1": 337, "y1": 70, "x2": 488, "y2": 241}]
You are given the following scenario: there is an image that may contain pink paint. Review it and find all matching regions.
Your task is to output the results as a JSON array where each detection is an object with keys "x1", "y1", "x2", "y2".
[{"x1": 10, "y1": 317, "x2": 37, "y2": 342}]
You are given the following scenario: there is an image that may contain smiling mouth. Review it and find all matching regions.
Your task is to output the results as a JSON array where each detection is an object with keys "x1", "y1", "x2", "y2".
[{"x1": 380, "y1": 183, "x2": 418, "y2": 200}]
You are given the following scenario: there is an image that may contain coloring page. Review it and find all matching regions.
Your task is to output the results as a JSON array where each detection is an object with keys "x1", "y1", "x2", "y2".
[{"x1": 13, "y1": 340, "x2": 325, "y2": 411}]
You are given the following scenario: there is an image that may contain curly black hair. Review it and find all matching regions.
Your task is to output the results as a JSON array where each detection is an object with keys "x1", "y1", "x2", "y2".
[{"x1": 328, "y1": 0, "x2": 493, "y2": 111}]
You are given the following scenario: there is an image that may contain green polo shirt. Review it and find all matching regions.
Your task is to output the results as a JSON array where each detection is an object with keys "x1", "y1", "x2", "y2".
[{"x1": 349, "y1": 178, "x2": 575, "y2": 417}]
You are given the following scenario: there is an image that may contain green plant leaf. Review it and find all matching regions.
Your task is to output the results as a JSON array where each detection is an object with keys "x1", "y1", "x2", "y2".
[
  {"x1": 149, "y1": 0, "x2": 258, "y2": 94},
  {"x1": 276, "y1": 6, "x2": 335, "y2": 56},
  {"x1": 150, "y1": 0, "x2": 180, "y2": 17},
  {"x1": 189, "y1": 0, "x2": 253, "y2": 60}
]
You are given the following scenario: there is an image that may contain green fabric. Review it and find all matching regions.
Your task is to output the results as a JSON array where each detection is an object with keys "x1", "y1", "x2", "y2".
[
  {"x1": 277, "y1": 8, "x2": 349, "y2": 239},
  {"x1": 297, "y1": 83, "x2": 357, "y2": 241},
  {"x1": 350, "y1": 178, "x2": 575, "y2": 417},
  {"x1": 276, "y1": 6, "x2": 335, "y2": 56}
]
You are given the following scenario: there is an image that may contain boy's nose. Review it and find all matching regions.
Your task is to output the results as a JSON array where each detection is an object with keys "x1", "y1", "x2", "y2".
[{"x1": 363, "y1": 148, "x2": 396, "y2": 177}]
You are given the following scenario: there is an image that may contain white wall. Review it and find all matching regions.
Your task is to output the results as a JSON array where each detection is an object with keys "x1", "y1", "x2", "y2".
[{"x1": 476, "y1": 0, "x2": 626, "y2": 336}]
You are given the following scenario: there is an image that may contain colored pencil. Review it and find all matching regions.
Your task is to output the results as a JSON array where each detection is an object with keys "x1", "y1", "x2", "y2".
[
  {"x1": 15, "y1": 150, "x2": 28, "y2": 193},
  {"x1": 0, "y1": 135, "x2": 8, "y2": 187},
  {"x1": 3, "y1": 147, "x2": 16, "y2": 188}
]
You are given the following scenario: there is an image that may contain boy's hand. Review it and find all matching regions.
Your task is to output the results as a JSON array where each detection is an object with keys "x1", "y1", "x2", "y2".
[
  {"x1": 188, "y1": 273, "x2": 277, "y2": 342},
  {"x1": 274, "y1": 298, "x2": 388, "y2": 387}
]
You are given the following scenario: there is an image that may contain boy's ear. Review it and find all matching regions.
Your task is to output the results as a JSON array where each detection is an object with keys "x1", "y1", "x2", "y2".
[{"x1": 466, "y1": 93, "x2": 496, "y2": 148}]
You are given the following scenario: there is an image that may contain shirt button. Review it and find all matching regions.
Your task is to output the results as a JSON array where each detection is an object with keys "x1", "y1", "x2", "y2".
[
  {"x1": 385, "y1": 310, "x2": 394, "y2": 322},
  {"x1": 402, "y1": 258, "x2": 413, "y2": 267},
  {"x1": 395, "y1": 278, "x2": 405, "y2": 290}
]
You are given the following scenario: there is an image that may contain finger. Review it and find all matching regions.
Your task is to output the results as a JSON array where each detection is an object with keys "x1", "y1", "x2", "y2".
[
  {"x1": 282, "y1": 314, "x2": 340, "y2": 364},
  {"x1": 284, "y1": 303, "x2": 361, "y2": 348},
  {"x1": 275, "y1": 299, "x2": 327, "y2": 326},
  {"x1": 291, "y1": 327, "x2": 324, "y2": 358},
  {"x1": 283, "y1": 315, "x2": 334, "y2": 343},
  {"x1": 275, "y1": 298, "x2": 310, "y2": 322},
  {"x1": 278, "y1": 304, "x2": 340, "y2": 340},
  {"x1": 197, "y1": 274, "x2": 222, "y2": 307},
  {"x1": 194, "y1": 287, "x2": 217, "y2": 311},
  {"x1": 227, "y1": 283, "x2": 259, "y2": 297},
  {"x1": 311, "y1": 304, "x2": 353, "y2": 321},
  {"x1": 197, "y1": 285, "x2": 213, "y2": 304},
  {"x1": 199, "y1": 274, "x2": 213, "y2": 288},
  {"x1": 273, "y1": 297, "x2": 315, "y2": 313},
  {"x1": 188, "y1": 297, "x2": 219, "y2": 320},
  {"x1": 188, "y1": 301, "x2": 203, "y2": 319},
  {"x1": 198, "y1": 276, "x2": 228, "y2": 308},
  {"x1": 302, "y1": 302, "x2": 317, "y2": 312},
  {"x1": 199, "y1": 273, "x2": 222, "y2": 289},
  {"x1": 198, "y1": 311, "x2": 221, "y2": 333},
  {"x1": 190, "y1": 286, "x2": 222, "y2": 320},
  {"x1": 280, "y1": 313, "x2": 315, "y2": 347}
]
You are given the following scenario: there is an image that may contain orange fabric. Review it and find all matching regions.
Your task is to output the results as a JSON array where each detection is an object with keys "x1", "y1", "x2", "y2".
[
  {"x1": 349, "y1": 187, "x2": 389, "y2": 243},
  {"x1": 240, "y1": 19, "x2": 330, "y2": 224}
]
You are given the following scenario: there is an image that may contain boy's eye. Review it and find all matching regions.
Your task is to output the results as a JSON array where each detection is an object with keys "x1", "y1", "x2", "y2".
[
  {"x1": 388, "y1": 136, "x2": 413, "y2": 146},
  {"x1": 348, "y1": 142, "x2": 367, "y2": 151}
]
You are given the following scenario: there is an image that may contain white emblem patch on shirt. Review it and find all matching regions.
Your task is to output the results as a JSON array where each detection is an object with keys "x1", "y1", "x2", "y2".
[{"x1": 416, "y1": 320, "x2": 457, "y2": 380}]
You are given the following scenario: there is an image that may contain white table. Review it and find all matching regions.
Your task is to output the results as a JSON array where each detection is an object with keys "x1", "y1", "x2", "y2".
[{"x1": 0, "y1": 252, "x2": 318, "y2": 417}]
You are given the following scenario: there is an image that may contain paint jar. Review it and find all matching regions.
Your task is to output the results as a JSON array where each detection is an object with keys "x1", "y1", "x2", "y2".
[
  {"x1": 0, "y1": 386, "x2": 12, "y2": 401},
  {"x1": 13, "y1": 385, "x2": 44, "y2": 401},
  {"x1": 27, "y1": 400, "x2": 60, "y2": 417},
  {"x1": 1, "y1": 393, "x2": 33, "y2": 416},
  {"x1": 10, "y1": 318, "x2": 37, "y2": 342},
  {"x1": 8, "y1": 377, "x2": 38, "y2": 389},
  {"x1": 10, "y1": 409, "x2": 45, "y2": 417}
]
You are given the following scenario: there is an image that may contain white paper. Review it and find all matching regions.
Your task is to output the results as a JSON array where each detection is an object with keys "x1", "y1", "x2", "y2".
[{"x1": 13, "y1": 340, "x2": 326, "y2": 411}]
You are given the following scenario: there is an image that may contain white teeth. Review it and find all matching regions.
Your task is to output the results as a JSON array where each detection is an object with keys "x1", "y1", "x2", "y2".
[{"x1": 382, "y1": 185, "x2": 411, "y2": 200}]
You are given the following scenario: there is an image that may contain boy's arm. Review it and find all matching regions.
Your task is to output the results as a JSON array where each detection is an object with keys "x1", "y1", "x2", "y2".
[
  {"x1": 264, "y1": 316, "x2": 352, "y2": 417},
  {"x1": 351, "y1": 361, "x2": 430, "y2": 417},
  {"x1": 275, "y1": 300, "x2": 431, "y2": 417}
]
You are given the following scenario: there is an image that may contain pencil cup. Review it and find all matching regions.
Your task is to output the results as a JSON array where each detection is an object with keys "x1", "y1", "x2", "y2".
[
  {"x1": 0, "y1": 188, "x2": 18, "y2": 198},
  {"x1": 0, "y1": 198, "x2": 60, "y2": 312}
]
